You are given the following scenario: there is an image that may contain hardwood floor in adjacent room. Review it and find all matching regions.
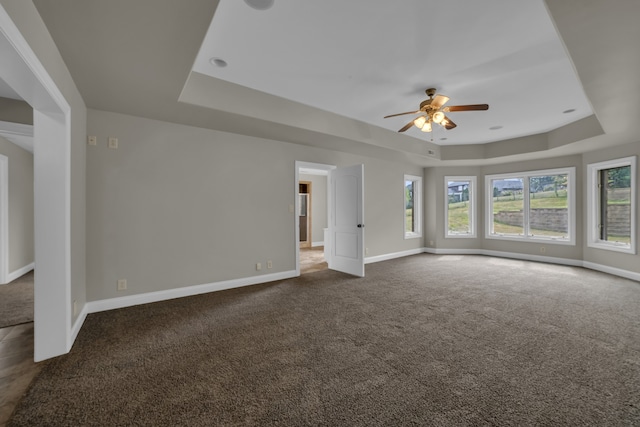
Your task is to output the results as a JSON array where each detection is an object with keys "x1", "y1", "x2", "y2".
[
  {"x1": 0, "y1": 323, "x2": 41, "y2": 426},
  {"x1": 300, "y1": 246, "x2": 328, "y2": 274}
]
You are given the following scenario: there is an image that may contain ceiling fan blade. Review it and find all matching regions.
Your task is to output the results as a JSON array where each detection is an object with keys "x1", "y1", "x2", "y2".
[
  {"x1": 441, "y1": 115, "x2": 457, "y2": 130},
  {"x1": 398, "y1": 119, "x2": 416, "y2": 133},
  {"x1": 443, "y1": 104, "x2": 489, "y2": 112},
  {"x1": 431, "y1": 95, "x2": 450, "y2": 110},
  {"x1": 384, "y1": 110, "x2": 420, "y2": 119}
]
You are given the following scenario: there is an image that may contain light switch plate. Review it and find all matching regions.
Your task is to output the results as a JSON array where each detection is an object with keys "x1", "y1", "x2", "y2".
[{"x1": 108, "y1": 137, "x2": 118, "y2": 149}]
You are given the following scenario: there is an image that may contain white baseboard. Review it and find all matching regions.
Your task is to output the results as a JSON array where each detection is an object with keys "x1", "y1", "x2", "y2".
[
  {"x1": 4, "y1": 262, "x2": 34, "y2": 283},
  {"x1": 70, "y1": 303, "x2": 88, "y2": 347},
  {"x1": 481, "y1": 249, "x2": 584, "y2": 267},
  {"x1": 87, "y1": 270, "x2": 298, "y2": 314},
  {"x1": 311, "y1": 241, "x2": 324, "y2": 248},
  {"x1": 69, "y1": 249, "x2": 639, "y2": 352},
  {"x1": 583, "y1": 261, "x2": 640, "y2": 282},
  {"x1": 423, "y1": 247, "x2": 638, "y2": 281},
  {"x1": 365, "y1": 248, "x2": 424, "y2": 264}
]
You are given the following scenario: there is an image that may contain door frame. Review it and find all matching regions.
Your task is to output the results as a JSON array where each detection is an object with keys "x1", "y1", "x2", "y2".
[
  {"x1": 298, "y1": 180, "x2": 312, "y2": 248},
  {"x1": 0, "y1": 154, "x2": 7, "y2": 284},
  {"x1": 295, "y1": 161, "x2": 335, "y2": 276},
  {"x1": 0, "y1": 5, "x2": 73, "y2": 361}
]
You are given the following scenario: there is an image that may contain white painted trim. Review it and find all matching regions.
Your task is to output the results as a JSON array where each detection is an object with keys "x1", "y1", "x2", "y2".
[
  {"x1": 311, "y1": 241, "x2": 324, "y2": 247},
  {"x1": 480, "y1": 249, "x2": 583, "y2": 267},
  {"x1": 5, "y1": 262, "x2": 34, "y2": 283},
  {"x1": 365, "y1": 247, "x2": 424, "y2": 264},
  {"x1": 70, "y1": 303, "x2": 88, "y2": 346},
  {"x1": 0, "y1": 120, "x2": 33, "y2": 152},
  {"x1": 422, "y1": 247, "x2": 640, "y2": 280},
  {"x1": 87, "y1": 270, "x2": 297, "y2": 314},
  {"x1": 586, "y1": 156, "x2": 636, "y2": 254},
  {"x1": 423, "y1": 247, "x2": 582, "y2": 266},
  {"x1": 485, "y1": 166, "x2": 576, "y2": 246},
  {"x1": 0, "y1": 155, "x2": 7, "y2": 284},
  {"x1": 295, "y1": 161, "x2": 336, "y2": 276},
  {"x1": 79, "y1": 250, "x2": 640, "y2": 324},
  {"x1": 0, "y1": 4, "x2": 74, "y2": 361},
  {"x1": 583, "y1": 261, "x2": 640, "y2": 282},
  {"x1": 404, "y1": 174, "x2": 422, "y2": 239},
  {"x1": 444, "y1": 175, "x2": 477, "y2": 239}
]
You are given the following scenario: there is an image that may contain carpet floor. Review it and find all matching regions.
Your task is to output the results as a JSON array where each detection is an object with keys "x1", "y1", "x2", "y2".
[
  {"x1": 9, "y1": 255, "x2": 640, "y2": 426},
  {"x1": 0, "y1": 271, "x2": 34, "y2": 329}
]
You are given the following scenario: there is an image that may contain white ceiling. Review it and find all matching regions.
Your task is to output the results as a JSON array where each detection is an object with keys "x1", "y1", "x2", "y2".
[
  {"x1": 0, "y1": 76, "x2": 22, "y2": 100},
  {"x1": 192, "y1": 0, "x2": 593, "y2": 146}
]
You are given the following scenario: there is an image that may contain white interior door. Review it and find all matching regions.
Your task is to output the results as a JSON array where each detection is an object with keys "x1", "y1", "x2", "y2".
[{"x1": 329, "y1": 164, "x2": 364, "y2": 277}]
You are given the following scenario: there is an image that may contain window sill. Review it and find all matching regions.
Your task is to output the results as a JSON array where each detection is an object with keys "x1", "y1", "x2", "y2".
[
  {"x1": 587, "y1": 241, "x2": 635, "y2": 254},
  {"x1": 446, "y1": 233, "x2": 477, "y2": 239},
  {"x1": 486, "y1": 234, "x2": 575, "y2": 246},
  {"x1": 404, "y1": 233, "x2": 422, "y2": 240}
]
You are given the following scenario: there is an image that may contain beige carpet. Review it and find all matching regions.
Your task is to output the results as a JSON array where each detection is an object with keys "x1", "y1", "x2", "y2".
[
  {"x1": 0, "y1": 271, "x2": 34, "y2": 328},
  {"x1": 9, "y1": 255, "x2": 640, "y2": 425}
]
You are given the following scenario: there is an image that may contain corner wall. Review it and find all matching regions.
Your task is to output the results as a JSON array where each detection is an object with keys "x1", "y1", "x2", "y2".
[{"x1": 425, "y1": 143, "x2": 640, "y2": 277}]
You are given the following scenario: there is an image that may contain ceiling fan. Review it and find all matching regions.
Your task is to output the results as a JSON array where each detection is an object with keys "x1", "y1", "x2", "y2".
[{"x1": 384, "y1": 88, "x2": 489, "y2": 133}]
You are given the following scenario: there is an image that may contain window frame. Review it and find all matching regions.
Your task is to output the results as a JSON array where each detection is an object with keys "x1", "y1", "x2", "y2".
[
  {"x1": 485, "y1": 167, "x2": 576, "y2": 245},
  {"x1": 586, "y1": 156, "x2": 636, "y2": 254},
  {"x1": 444, "y1": 176, "x2": 477, "y2": 238},
  {"x1": 404, "y1": 174, "x2": 422, "y2": 239}
]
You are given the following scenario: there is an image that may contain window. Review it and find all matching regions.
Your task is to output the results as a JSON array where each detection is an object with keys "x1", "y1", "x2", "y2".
[
  {"x1": 404, "y1": 174, "x2": 422, "y2": 239},
  {"x1": 587, "y1": 156, "x2": 636, "y2": 254},
  {"x1": 445, "y1": 176, "x2": 476, "y2": 238},
  {"x1": 486, "y1": 167, "x2": 575, "y2": 245}
]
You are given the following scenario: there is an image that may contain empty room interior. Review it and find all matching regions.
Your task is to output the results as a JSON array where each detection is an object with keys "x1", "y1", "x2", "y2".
[{"x1": 0, "y1": 0, "x2": 639, "y2": 425}]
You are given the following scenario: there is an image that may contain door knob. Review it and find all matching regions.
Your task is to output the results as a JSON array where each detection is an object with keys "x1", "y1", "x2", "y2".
[{"x1": 357, "y1": 224, "x2": 364, "y2": 228}]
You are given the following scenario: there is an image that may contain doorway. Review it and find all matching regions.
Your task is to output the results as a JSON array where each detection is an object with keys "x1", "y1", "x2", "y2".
[
  {"x1": 299, "y1": 181, "x2": 312, "y2": 249},
  {"x1": 0, "y1": 4, "x2": 73, "y2": 361},
  {"x1": 296, "y1": 162, "x2": 333, "y2": 275}
]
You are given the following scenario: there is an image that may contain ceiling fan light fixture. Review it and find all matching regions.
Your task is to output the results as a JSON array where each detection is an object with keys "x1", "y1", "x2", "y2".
[
  {"x1": 432, "y1": 111, "x2": 445, "y2": 124},
  {"x1": 414, "y1": 116, "x2": 427, "y2": 129},
  {"x1": 421, "y1": 121, "x2": 432, "y2": 132}
]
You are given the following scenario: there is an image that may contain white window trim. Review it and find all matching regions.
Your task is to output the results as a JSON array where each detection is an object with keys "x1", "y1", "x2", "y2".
[
  {"x1": 586, "y1": 156, "x2": 636, "y2": 254},
  {"x1": 404, "y1": 174, "x2": 422, "y2": 239},
  {"x1": 485, "y1": 167, "x2": 576, "y2": 245},
  {"x1": 444, "y1": 176, "x2": 477, "y2": 238}
]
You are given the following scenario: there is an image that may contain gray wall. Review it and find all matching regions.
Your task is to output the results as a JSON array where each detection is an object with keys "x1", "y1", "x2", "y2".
[
  {"x1": 299, "y1": 173, "x2": 327, "y2": 246},
  {"x1": 0, "y1": 136, "x2": 33, "y2": 273},
  {"x1": 0, "y1": 97, "x2": 32, "y2": 125},
  {"x1": 1, "y1": 0, "x2": 87, "y2": 324},
  {"x1": 86, "y1": 109, "x2": 424, "y2": 301}
]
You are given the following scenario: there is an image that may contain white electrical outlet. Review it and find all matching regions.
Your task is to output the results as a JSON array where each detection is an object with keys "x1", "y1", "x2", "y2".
[
  {"x1": 256, "y1": 263, "x2": 262, "y2": 271},
  {"x1": 73, "y1": 300, "x2": 78, "y2": 315},
  {"x1": 108, "y1": 137, "x2": 119, "y2": 149},
  {"x1": 267, "y1": 260, "x2": 273, "y2": 269},
  {"x1": 365, "y1": 247, "x2": 369, "y2": 255},
  {"x1": 430, "y1": 240, "x2": 434, "y2": 246},
  {"x1": 540, "y1": 246, "x2": 546, "y2": 254},
  {"x1": 87, "y1": 135, "x2": 97, "y2": 145},
  {"x1": 117, "y1": 279, "x2": 127, "y2": 291}
]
